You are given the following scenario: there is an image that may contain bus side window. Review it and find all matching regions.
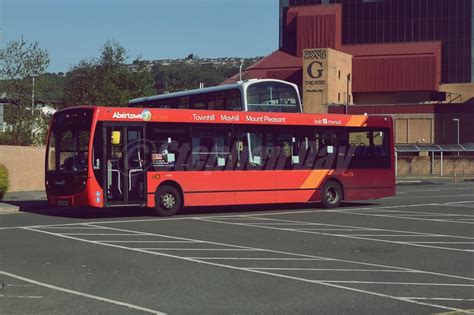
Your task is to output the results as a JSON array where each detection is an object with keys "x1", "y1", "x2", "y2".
[
  {"x1": 214, "y1": 128, "x2": 233, "y2": 169},
  {"x1": 190, "y1": 94, "x2": 208, "y2": 110},
  {"x1": 225, "y1": 89, "x2": 242, "y2": 111},
  {"x1": 347, "y1": 128, "x2": 390, "y2": 169},
  {"x1": 177, "y1": 96, "x2": 189, "y2": 109},
  {"x1": 208, "y1": 92, "x2": 225, "y2": 110},
  {"x1": 148, "y1": 123, "x2": 189, "y2": 171},
  {"x1": 190, "y1": 126, "x2": 233, "y2": 170}
]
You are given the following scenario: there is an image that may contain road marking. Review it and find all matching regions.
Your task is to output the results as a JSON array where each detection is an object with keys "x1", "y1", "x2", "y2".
[
  {"x1": 25, "y1": 224, "x2": 474, "y2": 311},
  {"x1": 445, "y1": 201, "x2": 474, "y2": 205},
  {"x1": 0, "y1": 295, "x2": 43, "y2": 299},
  {"x1": 0, "y1": 202, "x2": 450, "y2": 231},
  {"x1": 298, "y1": 228, "x2": 374, "y2": 231},
  {"x1": 99, "y1": 240, "x2": 198, "y2": 243},
  {"x1": 82, "y1": 224, "x2": 474, "y2": 281},
  {"x1": 319, "y1": 281, "x2": 474, "y2": 287},
  {"x1": 408, "y1": 242, "x2": 474, "y2": 244},
  {"x1": 336, "y1": 211, "x2": 474, "y2": 225},
  {"x1": 384, "y1": 194, "x2": 474, "y2": 200},
  {"x1": 43, "y1": 226, "x2": 104, "y2": 230},
  {"x1": 3, "y1": 200, "x2": 474, "y2": 232},
  {"x1": 198, "y1": 216, "x2": 474, "y2": 253},
  {"x1": 402, "y1": 297, "x2": 474, "y2": 301},
  {"x1": 187, "y1": 257, "x2": 332, "y2": 261},
  {"x1": 21, "y1": 226, "x2": 471, "y2": 313},
  {"x1": 137, "y1": 248, "x2": 260, "y2": 251},
  {"x1": 247, "y1": 268, "x2": 417, "y2": 272},
  {"x1": 0, "y1": 271, "x2": 165, "y2": 314},
  {"x1": 62, "y1": 233, "x2": 146, "y2": 236}
]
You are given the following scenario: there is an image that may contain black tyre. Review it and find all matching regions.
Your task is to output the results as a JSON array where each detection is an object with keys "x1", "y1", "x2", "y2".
[
  {"x1": 321, "y1": 181, "x2": 343, "y2": 209},
  {"x1": 154, "y1": 185, "x2": 182, "y2": 216}
]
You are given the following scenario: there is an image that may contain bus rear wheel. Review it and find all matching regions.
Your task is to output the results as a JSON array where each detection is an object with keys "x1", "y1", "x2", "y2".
[
  {"x1": 154, "y1": 185, "x2": 182, "y2": 216},
  {"x1": 321, "y1": 181, "x2": 343, "y2": 209}
]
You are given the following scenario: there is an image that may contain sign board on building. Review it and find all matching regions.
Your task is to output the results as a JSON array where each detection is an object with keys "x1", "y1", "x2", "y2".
[
  {"x1": 302, "y1": 48, "x2": 352, "y2": 114},
  {"x1": 303, "y1": 48, "x2": 329, "y2": 113}
]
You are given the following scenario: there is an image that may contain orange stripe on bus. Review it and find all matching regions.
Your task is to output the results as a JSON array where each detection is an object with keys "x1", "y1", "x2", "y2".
[
  {"x1": 346, "y1": 116, "x2": 368, "y2": 127},
  {"x1": 301, "y1": 170, "x2": 330, "y2": 189}
]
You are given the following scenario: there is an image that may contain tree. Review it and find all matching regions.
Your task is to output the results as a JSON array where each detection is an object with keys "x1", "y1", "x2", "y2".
[
  {"x1": 0, "y1": 38, "x2": 50, "y2": 145},
  {"x1": 63, "y1": 40, "x2": 154, "y2": 107}
]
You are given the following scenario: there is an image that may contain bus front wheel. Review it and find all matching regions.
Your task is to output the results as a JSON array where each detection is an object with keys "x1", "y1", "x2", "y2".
[
  {"x1": 321, "y1": 181, "x2": 343, "y2": 209},
  {"x1": 154, "y1": 185, "x2": 182, "y2": 216}
]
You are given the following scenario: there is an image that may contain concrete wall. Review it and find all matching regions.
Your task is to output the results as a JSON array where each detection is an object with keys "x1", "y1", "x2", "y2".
[
  {"x1": 0, "y1": 145, "x2": 45, "y2": 192},
  {"x1": 394, "y1": 114, "x2": 435, "y2": 143},
  {"x1": 392, "y1": 112, "x2": 474, "y2": 144}
]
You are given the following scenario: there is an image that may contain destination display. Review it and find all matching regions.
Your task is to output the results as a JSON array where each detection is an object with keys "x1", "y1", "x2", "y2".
[{"x1": 98, "y1": 107, "x2": 375, "y2": 128}]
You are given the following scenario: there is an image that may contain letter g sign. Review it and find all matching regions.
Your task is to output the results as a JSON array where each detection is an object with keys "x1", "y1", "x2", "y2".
[{"x1": 307, "y1": 61, "x2": 324, "y2": 79}]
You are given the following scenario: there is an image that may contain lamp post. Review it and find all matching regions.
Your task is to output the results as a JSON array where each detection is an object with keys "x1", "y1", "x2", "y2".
[
  {"x1": 346, "y1": 73, "x2": 351, "y2": 114},
  {"x1": 31, "y1": 76, "x2": 35, "y2": 115},
  {"x1": 239, "y1": 59, "x2": 244, "y2": 81},
  {"x1": 453, "y1": 118, "x2": 460, "y2": 156}
]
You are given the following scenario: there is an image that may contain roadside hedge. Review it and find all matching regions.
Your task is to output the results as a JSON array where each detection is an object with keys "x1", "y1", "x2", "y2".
[{"x1": 0, "y1": 164, "x2": 9, "y2": 200}]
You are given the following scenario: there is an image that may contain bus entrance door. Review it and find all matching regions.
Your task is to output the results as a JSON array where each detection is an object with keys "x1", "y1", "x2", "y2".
[{"x1": 104, "y1": 125, "x2": 146, "y2": 206}]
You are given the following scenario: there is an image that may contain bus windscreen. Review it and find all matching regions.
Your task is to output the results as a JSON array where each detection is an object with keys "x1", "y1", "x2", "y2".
[{"x1": 47, "y1": 109, "x2": 93, "y2": 173}]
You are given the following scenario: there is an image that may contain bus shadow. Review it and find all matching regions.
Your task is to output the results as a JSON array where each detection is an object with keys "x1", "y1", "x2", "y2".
[
  {"x1": 180, "y1": 201, "x2": 378, "y2": 216},
  {"x1": 2, "y1": 198, "x2": 152, "y2": 219},
  {"x1": 11, "y1": 200, "x2": 380, "y2": 219}
]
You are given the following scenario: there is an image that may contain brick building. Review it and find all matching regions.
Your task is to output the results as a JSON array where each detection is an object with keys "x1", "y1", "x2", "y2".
[{"x1": 224, "y1": 0, "x2": 474, "y2": 144}]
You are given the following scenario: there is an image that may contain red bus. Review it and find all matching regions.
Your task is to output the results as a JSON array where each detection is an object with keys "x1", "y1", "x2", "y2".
[{"x1": 45, "y1": 107, "x2": 395, "y2": 216}]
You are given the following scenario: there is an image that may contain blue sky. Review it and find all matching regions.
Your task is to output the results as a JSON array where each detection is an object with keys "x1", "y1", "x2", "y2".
[{"x1": 1, "y1": 0, "x2": 278, "y2": 73}]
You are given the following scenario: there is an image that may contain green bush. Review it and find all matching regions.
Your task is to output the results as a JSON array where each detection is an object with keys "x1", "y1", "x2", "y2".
[{"x1": 0, "y1": 164, "x2": 9, "y2": 200}]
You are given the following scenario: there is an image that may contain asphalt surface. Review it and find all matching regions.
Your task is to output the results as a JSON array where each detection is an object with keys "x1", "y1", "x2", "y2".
[{"x1": 0, "y1": 182, "x2": 473, "y2": 314}]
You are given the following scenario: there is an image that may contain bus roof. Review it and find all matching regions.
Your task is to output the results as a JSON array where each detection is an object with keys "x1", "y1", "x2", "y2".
[
  {"x1": 128, "y1": 79, "x2": 298, "y2": 105},
  {"x1": 61, "y1": 106, "x2": 392, "y2": 128}
]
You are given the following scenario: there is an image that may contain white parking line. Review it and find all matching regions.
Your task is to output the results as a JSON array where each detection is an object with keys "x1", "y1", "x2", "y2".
[
  {"x1": 0, "y1": 295, "x2": 43, "y2": 299},
  {"x1": 100, "y1": 240, "x2": 198, "y2": 243},
  {"x1": 445, "y1": 201, "x2": 474, "y2": 205},
  {"x1": 197, "y1": 216, "x2": 474, "y2": 253},
  {"x1": 22, "y1": 224, "x2": 473, "y2": 313},
  {"x1": 187, "y1": 257, "x2": 333, "y2": 261},
  {"x1": 385, "y1": 194, "x2": 474, "y2": 200},
  {"x1": 247, "y1": 268, "x2": 417, "y2": 272},
  {"x1": 44, "y1": 226, "x2": 104, "y2": 230},
  {"x1": 337, "y1": 211, "x2": 474, "y2": 225},
  {"x1": 0, "y1": 271, "x2": 165, "y2": 314},
  {"x1": 138, "y1": 248, "x2": 259, "y2": 251},
  {"x1": 319, "y1": 281, "x2": 474, "y2": 287},
  {"x1": 0, "y1": 203, "x2": 452, "y2": 231},
  {"x1": 62, "y1": 233, "x2": 145, "y2": 236},
  {"x1": 401, "y1": 297, "x2": 474, "y2": 301},
  {"x1": 408, "y1": 242, "x2": 474, "y2": 244}
]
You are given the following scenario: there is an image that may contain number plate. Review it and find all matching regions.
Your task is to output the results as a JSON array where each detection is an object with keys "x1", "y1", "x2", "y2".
[{"x1": 57, "y1": 200, "x2": 69, "y2": 206}]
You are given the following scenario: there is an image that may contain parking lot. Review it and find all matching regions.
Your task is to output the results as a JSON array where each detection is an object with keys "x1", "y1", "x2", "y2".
[{"x1": 0, "y1": 181, "x2": 473, "y2": 314}]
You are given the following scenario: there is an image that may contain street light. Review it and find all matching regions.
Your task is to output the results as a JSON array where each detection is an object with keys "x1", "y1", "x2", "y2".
[
  {"x1": 31, "y1": 76, "x2": 35, "y2": 115},
  {"x1": 453, "y1": 118, "x2": 460, "y2": 156}
]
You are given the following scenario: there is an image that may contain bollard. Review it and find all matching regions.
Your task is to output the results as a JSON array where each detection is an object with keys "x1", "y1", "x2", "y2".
[{"x1": 454, "y1": 172, "x2": 457, "y2": 184}]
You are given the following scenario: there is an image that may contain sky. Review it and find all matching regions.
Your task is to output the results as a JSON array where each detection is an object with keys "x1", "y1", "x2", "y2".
[{"x1": 1, "y1": 0, "x2": 278, "y2": 73}]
